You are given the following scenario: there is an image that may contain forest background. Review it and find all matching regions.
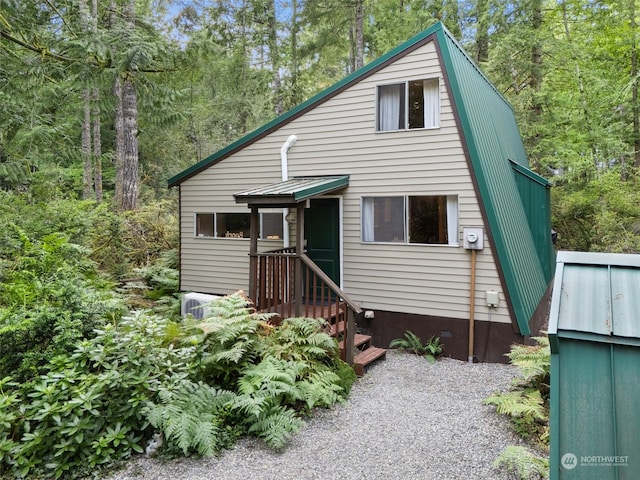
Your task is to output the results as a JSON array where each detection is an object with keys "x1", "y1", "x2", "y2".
[{"x1": 2, "y1": 0, "x2": 640, "y2": 264}]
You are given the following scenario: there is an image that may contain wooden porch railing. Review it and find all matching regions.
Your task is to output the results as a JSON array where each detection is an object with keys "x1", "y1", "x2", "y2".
[{"x1": 249, "y1": 247, "x2": 361, "y2": 364}]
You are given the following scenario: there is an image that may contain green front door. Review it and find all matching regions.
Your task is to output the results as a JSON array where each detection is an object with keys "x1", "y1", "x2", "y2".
[{"x1": 304, "y1": 198, "x2": 340, "y2": 286}]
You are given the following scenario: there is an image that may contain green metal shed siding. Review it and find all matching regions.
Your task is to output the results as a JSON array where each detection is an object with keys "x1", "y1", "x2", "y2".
[
  {"x1": 549, "y1": 251, "x2": 640, "y2": 480},
  {"x1": 438, "y1": 29, "x2": 550, "y2": 334}
]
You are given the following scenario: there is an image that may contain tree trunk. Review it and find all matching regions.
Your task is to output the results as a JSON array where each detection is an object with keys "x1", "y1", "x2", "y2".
[
  {"x1": 91, "y1": 0, "x2": 102, "y2": 201},
  {"x1": 528, "y1": 0, "x2": 543, "y2": 172},
  {"x1": 267, "y1": 0, "x2": 283, "y2": 116},
  {"x1": 92, "y1": 86, "x2": 103, "y2": 202},
  {"x1": 475, "y1": 0, "x2": 489, "y2": 64},
  {"x1": 112, "y1": 0, "x2": 139, "y2": 210},
  {"x1": 79, "y1": 0, "x2": 93, "y2": 200},
  {"x1": 354, "y1": 0, "x2": 364, "y2": 71}
]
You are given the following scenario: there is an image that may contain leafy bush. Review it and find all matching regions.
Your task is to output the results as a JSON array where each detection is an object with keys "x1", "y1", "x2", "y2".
[
  {"x1": 0, "y1": 227, "x2": 123, "y2": 382},
  {"x1": 389, "y1": 331, "x2": 444, "y2": 363},
  {"x1": 0, "y1": 311, "x2": 197, "y2": 479}
]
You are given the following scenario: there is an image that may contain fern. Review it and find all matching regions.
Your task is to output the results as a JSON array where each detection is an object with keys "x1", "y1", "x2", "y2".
[
  {"x1": 492, "y1": 445, "x2": 549, "y2": 480},
  {"x1": 484, "y1": 389, "x2": 546, "y2": 421},
  {"x1": 506, "y1": 336, "x2": 550, "y2": 386},
  {"x1": 246, "y1": 404, "x2": 304, "y2": 450},
  {"x1": 390, "y1": 331, "x2": 444, "y2": 362},
  {"x1": 144, "y1": 380, "x2": 238, "y2": 457},
  {"x1": 295, "y1": 370, "x2": 344, "y2": 409}
]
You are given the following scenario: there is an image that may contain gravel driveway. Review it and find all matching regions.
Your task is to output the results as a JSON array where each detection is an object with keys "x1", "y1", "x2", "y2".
[{"x1": 105, "y1": 351, "x2": 523, "y2": 480}]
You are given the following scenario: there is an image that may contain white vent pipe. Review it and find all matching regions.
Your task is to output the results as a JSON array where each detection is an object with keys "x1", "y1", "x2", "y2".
[{"x1": 280, "y1": 135, "x2": 298, "y2": 247}]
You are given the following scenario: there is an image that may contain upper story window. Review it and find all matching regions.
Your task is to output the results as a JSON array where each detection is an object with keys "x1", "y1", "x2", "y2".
[
  {"x1": 195, "y1": 212, "x2": 283, "y2": 240},
  {"x1": 377, "y1": 78, "x2": 440, "y2": 131},
  {"x1": 361, "y1": 195, "x2": 458, "y2": 245}
]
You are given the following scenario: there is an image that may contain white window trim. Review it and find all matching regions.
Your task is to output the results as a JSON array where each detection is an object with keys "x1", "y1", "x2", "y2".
[
  {"x1": 193, "y1": 212, "x2": 284, "y2": 240},
  {"x1": 361, "y1": 195, "x2": 459, "y2": 246},
  {"x1": 375, "y1": 77, "x2": 441, "y2": 133}
]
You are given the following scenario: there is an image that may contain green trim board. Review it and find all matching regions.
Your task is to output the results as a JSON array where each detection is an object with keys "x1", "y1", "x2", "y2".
[{"x1": 233, "y1": 176, "x2": 349, "y2": 206}]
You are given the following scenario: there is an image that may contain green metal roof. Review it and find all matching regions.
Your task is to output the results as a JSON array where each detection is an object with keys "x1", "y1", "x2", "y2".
[
  {"x1": 436, "y1": 28, "x2": 552, "y2": 334},
  {"x1": 169, "y1": 22, "x2": 554, "y2": 334},
  {"x1": 548, "y1": 251, "x2": 640, "y2": 349},
  {"x1": 233, "y1": 176, "x2": 349, "y2": 206}
]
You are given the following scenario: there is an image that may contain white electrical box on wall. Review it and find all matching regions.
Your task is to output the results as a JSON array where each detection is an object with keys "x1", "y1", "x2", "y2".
[
  {"x1": 486, "y1": 290, "x2": 499, "y2": 308},
  {"x1": 463, "y1": 227, "x2": 484, "y2": 250}
]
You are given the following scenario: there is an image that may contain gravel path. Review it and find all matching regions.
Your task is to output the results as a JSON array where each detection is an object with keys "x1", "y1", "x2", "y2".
[{"x1": 105, "y1": 352, "x2": 523, "y2": 480}]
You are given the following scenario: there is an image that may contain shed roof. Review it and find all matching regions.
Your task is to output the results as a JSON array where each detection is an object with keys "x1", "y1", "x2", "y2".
[
  {"x1": 233, "y1": 176, "x2": 349, "y2": 206},
  {"x1": 548, "y1": 251, "x2": 640, "y2": 349},
  {"x1": 168, "y1": 22, "x2": 553, "y2": 334}
]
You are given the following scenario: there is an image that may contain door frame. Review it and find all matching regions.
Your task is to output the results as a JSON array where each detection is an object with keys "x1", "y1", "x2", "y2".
[{"x1": 306, "y1": 195, "x2": 344, "y2": 289}]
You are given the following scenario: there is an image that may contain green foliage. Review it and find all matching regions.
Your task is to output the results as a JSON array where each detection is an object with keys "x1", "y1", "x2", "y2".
[
  {"x1": 0, "y1": 226, "x2": 123, "y2": 382},
  {"x1": 486, "y1": 337, "x2": 551, "y2": 479},
  {"x1": 492, "y1": 445, "x2": 549, "y2": 480},
  {"x1": 0, "y1": 311, "x2": 198, "y2": 479},
  {"x1": 484, "y1": 336, "x2": 550, "y2": 445},
  {"x1": 144, "y1": 380, "x2": 239, "y2": 457},
  {"x1": 389, "y1": 331, "x2": 444, "y2": 363}
]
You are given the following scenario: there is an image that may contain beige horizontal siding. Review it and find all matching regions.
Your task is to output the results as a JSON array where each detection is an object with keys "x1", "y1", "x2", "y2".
[{"x1": 179, "y1": 40, "x2": 512, "y2": 324}]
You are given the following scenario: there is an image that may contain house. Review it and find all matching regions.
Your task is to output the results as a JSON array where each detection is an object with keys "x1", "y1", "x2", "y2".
[{"x1": 168, "y1": 22, "x2": 555, "y2": 364}]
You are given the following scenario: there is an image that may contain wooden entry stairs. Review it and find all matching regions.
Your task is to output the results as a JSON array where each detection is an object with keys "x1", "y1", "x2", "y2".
[{"x1": 251, "y1": 247, "x2": 386, "y2": 375}]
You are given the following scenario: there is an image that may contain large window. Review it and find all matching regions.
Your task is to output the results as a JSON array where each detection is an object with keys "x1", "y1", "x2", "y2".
[
  {"x1": 362, "y1": 195, "x2": 458, "y2": 245},
  {"x1": 377, "y1": 78, "x2": 440, "y2": 131},
  {"x1": 195, "y1": 212, "x2": 283, "y2": 240}
]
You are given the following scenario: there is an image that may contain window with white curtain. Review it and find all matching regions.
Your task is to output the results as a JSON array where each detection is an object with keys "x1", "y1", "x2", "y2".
[
  {"x1": 362, "y1": 195, "x2": 458, "y2": 245},
  {"x1": 377, "y1": 78, "x2": 440, "y2": 132}
]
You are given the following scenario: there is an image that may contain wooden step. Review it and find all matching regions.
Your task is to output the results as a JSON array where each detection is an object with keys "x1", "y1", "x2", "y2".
[
  {"x1": 354, "y1": 347, "x2": 387, "y2": 376},
  {"x1": 327, "y1": 321, "x2": 346, "y2": 336},
  {"x1": 338, "y1": 333, "x2": 371, "y2": 351}
]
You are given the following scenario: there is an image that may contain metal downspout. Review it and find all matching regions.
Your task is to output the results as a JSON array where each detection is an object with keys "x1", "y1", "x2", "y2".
[{"x1": 280, "y1": 135, "x2": 298, "y2": 248}]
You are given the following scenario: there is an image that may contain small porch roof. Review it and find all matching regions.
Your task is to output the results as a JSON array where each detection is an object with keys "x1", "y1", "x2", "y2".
[{"x1": 233, "y1": 175, "x2": 349, "y2": 207}]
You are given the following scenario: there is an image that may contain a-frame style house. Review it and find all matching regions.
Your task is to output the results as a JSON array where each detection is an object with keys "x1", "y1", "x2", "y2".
[{"x1": 169, "y1": 22, "x2": 554, "y2": 368}]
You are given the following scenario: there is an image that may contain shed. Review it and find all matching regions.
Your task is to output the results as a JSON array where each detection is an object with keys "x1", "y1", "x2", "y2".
[{"x1": 548, "y1": 251, "x2": 640, "y2": 479}]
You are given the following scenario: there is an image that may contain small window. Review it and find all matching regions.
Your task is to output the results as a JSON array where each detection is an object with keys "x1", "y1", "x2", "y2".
[
  {"x1": 261, "y1": 212, "x2": 284, "y2": 240},
  {"x1": 377, "y1": 78, "x2": 440, "y2": 132},
  {"x1": 195, "y1": 214, "x2": 214, "y2": 237},
  {"x1": 195, "y1": 212, "x2": 284, "y2": 239},
  {"x1": 217, "y1": 213, "x2": 250, "y2": 239},
  {"x1": 362, "y1": 195, "x2": 458, "y2": 245}
]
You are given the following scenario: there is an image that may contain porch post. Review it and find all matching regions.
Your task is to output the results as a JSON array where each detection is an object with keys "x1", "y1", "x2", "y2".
[
  {"x1": 294, "y1": 202, "x2": 305, "y2": 317},
  {"x1": 248, "y1": 206, "x2": 259, "y2": 305}
]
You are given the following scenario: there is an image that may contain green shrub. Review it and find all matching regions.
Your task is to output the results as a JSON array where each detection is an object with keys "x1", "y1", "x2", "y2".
[
  {"x1": 0, "y1": 311, "x2": 198, "y2": 479},
  {"x1": 0, "y1": 227, "x2": 123, "y2": 382}
]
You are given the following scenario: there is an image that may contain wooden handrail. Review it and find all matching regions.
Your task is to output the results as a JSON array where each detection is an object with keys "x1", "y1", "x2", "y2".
[
  {"x1": 249, "y1": 249, "x2": 361, "y2": 364},
  {"x1": 299, "y1": 253, "x2": 362, "y2": 315}
]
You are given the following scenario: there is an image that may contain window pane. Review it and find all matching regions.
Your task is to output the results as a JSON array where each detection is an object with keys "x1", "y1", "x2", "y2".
[
  {"x1": 377, "y1": 84, "x2": 405, "y2": 131},
  {"x1": 195, "y1": 214, "x2": 214, "y2": 237},
  {"x1": 408, "y1": 80, "x2": 425, "y2": 129},
  {"x1": 217, "y1": 213, "x2": 250, "y2": 239},
  {"x1": 363, "y1": 196, "x2": 404, "y2": 242},
  {"x1": 408, "y1": 79, "x2": 439, "y2": 129},
  {"x1": 409, "y1": 196, "x2": 448, "y2": 244},
  {"x1": 261, "y1": 213, "x2": 284, "y2": 240}
]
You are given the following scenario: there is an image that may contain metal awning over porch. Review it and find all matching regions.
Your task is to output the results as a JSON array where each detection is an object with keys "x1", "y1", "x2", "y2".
[{"x1": 233, "y1": 175, "x2": 349, "y2": 206}]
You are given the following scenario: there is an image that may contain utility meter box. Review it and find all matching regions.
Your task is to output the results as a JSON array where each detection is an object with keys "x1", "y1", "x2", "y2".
[{"x1": 463, "y1": 227, "x2": 484, "y2": 250}]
